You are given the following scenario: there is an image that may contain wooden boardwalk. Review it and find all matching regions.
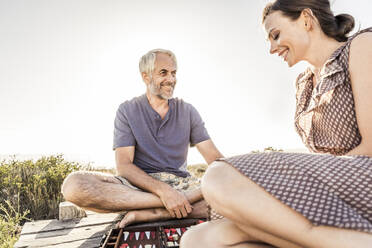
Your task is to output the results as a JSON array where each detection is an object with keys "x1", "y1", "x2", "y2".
[{"x1": 15, "y1": 211, "x2": 120, "y2": 248}]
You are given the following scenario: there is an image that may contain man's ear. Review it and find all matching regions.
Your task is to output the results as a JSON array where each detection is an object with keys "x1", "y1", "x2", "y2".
[
  {"x1": 142, "y1": 72, "x2": 151, "y2": 85},
  {"x1": 301, "y1": 8, "x2": 316, "y2": 31}
]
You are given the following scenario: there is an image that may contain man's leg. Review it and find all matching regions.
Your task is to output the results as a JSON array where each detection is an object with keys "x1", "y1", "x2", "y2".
[
  {"x1": 61, "y1": 171, "x2": 202, "y2": 213},
  {"x1": 197, "y1": 161, "x2": 372, "y2": 248},
  {"x1": 62, "y1": 171, "x2": 163, "y2": 212},
  {"x1": 118, "y1": 199, "x2": 208, "y2": 228},
  {"x1": 115, "y1": 173, "x2": 208, "y2": 227}
]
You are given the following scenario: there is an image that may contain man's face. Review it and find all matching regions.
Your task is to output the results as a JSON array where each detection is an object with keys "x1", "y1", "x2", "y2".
[{"x1": 147, "y1": 53, "x2": 177, "y2": 100}]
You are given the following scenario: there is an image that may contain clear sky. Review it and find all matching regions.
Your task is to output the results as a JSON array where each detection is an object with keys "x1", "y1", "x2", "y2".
[{"x1": 1, "y1": 0, "x2": 371, "y2": 167}]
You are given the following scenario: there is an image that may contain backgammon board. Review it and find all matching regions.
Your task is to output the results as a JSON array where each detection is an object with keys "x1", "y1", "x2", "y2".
[{"x1": 100, "y1": 218, "x2": 205, "y2": 248}]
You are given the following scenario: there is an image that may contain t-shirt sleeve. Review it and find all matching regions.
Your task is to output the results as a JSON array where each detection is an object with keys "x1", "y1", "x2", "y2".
[
  {"x1": 113, "y1": 105, "x2": 136, "y2": 150},
  {"x1": 189, "y1": 105, "x2": 210, "y2": 146}
]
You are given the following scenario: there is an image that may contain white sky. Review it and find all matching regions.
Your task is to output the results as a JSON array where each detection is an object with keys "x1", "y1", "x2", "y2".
[{"x1": 1, "y1": 0, "x2": 371, "y2": 167}]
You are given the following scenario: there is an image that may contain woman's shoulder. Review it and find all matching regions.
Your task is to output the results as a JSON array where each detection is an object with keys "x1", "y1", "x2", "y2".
[
  {"x1": 350, "y1": 32, "x2": 372, "y2": 50},
  {"x1": 348, "y1": 27, "x2": 372, "y2": 50},
  {"x1": 349, "y1": 29, "x2": 372, "y2": 69},
  {"x1": 348, "y1": 28, "x2": 372, "y2": 94}
]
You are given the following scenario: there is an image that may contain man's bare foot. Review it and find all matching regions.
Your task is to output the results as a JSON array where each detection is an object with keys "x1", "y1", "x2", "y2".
[
  {"x1": 117, "y1": 208, "x2": 171, "y2": 228},
  {"x1": 117, "y1": 200, "x2": 208, "y2": 228}
]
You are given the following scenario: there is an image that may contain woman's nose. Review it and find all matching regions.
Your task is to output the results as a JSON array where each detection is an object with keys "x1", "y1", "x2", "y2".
[{"x1": 269, "y1": 41, "x2": 277, "y2": 54}]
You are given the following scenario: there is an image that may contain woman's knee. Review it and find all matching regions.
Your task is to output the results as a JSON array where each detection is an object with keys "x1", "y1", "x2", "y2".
[
  {"x1": 180, "y1": 222, "x2": 218, "y2": 248},
  {"x1": 201, "y1": 161, "x2": 234, "y2": 204},
  {"x1": 180, "y1": 226, "x2": 200, "y2": 247},
  {"x1": 181, "y1": 219, "x2": 253, "y2": 248}
]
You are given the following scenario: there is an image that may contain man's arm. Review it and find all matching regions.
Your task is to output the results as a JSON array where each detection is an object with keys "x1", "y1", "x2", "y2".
[
  {"x1": 195, "y1": 139, "x2": 224, "y2": 165},
  {"x1": 115, "y1": 146, "x2": 192, "y2": 218},
  {"x1": 185, "y1": 139, "x2": 223, "y2": 203},
  {"x1": 188, "y1": 104, "x2": 223, "y2": 164}
]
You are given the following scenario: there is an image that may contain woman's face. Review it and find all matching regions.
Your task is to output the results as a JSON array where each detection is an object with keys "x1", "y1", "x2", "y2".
[{"x1": 264, "y1": 11, "x2": 310, "y2": 67}]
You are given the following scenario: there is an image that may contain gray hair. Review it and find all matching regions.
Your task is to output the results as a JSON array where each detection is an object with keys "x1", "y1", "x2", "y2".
[{"x1": 139, "y1": 49, "x2": 177, "y2": 77}]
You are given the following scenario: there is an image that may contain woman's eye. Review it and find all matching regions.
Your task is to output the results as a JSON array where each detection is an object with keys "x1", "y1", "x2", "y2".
[{"x1": 273, "y1": 33, "x2": 280, "y2": 40}]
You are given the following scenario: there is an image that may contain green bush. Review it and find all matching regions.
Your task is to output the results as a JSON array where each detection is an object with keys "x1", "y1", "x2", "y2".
[
  {"x1": 0, "y1": 199, "x2": 29, "y2": 248},
  {"x1": 251, "y1": 146, "x2": 283, "y2": 153},
  {"x1": 0, "y1": 154, "x2": 116, "y2": 246},
  {"x1": 0, "y1": 155, "x2": 90, "y2": 247},
  {"x1": 0, "y1": 155, "x2": 85, "y2": 221}
]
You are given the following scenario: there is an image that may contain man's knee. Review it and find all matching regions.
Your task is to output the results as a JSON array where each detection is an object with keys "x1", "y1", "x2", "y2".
[{"x1": 61, "y1": 171, "x2": 89, "y2": 204}]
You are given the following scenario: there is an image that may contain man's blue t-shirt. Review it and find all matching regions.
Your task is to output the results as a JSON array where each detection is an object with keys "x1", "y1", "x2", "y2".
[{"x1": 113, "y1": 94, "x2": 210, "y2": 177}]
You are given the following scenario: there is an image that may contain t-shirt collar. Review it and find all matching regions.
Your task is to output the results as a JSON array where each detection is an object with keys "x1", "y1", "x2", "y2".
[{"x1": 141, "y1": 94, "x2": 174, "y2": 120}]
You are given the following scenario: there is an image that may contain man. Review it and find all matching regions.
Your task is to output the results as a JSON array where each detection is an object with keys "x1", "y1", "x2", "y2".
[{"x1": 62, "y1": 49, "x2": 223, "y2": 227}]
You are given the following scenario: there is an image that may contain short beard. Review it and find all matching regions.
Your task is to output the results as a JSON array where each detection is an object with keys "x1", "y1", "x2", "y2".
[{"x1": 148, "y1": 80, "x2": 175, "y2": 100}]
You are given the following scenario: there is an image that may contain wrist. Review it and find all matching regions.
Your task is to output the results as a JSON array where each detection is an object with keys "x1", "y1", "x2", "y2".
[{"x1": 153, "y1": 181, "x2": 172, "y2": 197}]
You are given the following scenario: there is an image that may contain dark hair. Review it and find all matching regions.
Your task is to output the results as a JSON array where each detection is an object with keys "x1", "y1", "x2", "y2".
[{"x1": 262, "y1": 0, "x2": 355, "y2": 42}]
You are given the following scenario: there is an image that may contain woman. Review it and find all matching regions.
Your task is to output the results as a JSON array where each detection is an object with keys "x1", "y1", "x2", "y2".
[{"x1": 181, "y1": 0, "x2": 372, "y2": 247}]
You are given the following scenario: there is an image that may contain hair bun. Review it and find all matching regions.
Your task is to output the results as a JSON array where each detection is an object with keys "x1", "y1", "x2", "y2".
[
  {"x1": 262, "y1": 0, "x2": 356, "y2": 42},
  {"x1": 335, "y1": 14, "x2": 355, "y2": 39}
]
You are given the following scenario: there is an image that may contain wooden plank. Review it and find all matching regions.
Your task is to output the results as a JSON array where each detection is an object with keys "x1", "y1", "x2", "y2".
[
  {"x1": 14, "y1": 222, "x2": 111, "y2": 248},
  {"x1": 15, "y1": 214, "x2": 202, "y2": 248},
  {"x1": 20, "y1": 213, "x2": 120, "y2": 235},
  {"x1": 42, "y1": 236, "x2": 102, "y2": 248}
]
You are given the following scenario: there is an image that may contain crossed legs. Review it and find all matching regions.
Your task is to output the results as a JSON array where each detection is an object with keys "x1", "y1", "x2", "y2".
[
  {"x1": 180, "y1": 161, "x2": 372, "y2": 248},
  {"x1": 61, "y1": 171, "x2": 207, "y2": 226}
]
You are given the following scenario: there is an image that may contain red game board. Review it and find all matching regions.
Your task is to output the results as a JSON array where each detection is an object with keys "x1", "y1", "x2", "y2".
[{"x1": 101, "y1": 219, "x2": 205, "y2": 248}]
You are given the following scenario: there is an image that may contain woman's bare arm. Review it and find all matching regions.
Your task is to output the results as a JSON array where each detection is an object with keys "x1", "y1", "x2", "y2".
[{"x1": 347, "y1": 32, "x2": 372, "y2": 157}]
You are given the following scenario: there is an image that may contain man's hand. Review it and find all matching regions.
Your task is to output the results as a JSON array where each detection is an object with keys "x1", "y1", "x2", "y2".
[{"x1": 157, "y1": 185, "x2": 193, "y2": 219}]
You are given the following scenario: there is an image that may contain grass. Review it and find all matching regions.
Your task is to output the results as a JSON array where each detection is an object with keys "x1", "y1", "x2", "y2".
[
  {"x1": 0, "y1": 199, "x2": 30, "y2": 248},
  {"x1": 0, "y1": 155, "x2": 92, "y2": 247},
  {"x1": 0, "y1": 155, "x2": 85, "y2": 221},
  {"x1": 187, "y1": 163, "x2": 208, "y2": 178}
]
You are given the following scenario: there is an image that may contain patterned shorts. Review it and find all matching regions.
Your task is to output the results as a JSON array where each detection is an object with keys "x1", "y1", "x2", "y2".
[
  {"x1": 115, "y1": 172, "x2": 201, "y2": 192},
  {"x1": 115, "y1": 172, "x2": 224, "y2": 220}
]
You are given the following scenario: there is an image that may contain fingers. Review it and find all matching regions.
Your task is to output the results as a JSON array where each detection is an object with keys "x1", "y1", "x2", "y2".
[
  {"x1": 167, "y1": 208, "x2": 176, "y2": 218},
  {"x1": 174, "y1": 208, "x2": 183, "y2": 219},
  {"x1": 160, "y1": 188, "x2": 193, "y2": 218},
  {"x1": 184, "y1": 200, "x2": 193, "y2": 214},
  {"x1": 167, "y1": 203, "x2": 188, "y2": 218},
  {"x1": 174, "y1": 199, "x2": 192, "y2": 218},
  {"x1": 162, "y1": 201, "x2": 176, "y2": 218},
  {"x1": 180, "y1": 194, "x2": 193, "y2": 216},
  {"x1": 179, "y1": 205, "x2": 188, "y2": 218},
  {"x1": 176, "y1": 194, "x2": 193, "y2": 218}
]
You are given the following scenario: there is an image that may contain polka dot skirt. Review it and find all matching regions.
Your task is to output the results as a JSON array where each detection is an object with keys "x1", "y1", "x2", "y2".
[{"x1": 223, "y1": 152, "x2": 372, "y2": 233}]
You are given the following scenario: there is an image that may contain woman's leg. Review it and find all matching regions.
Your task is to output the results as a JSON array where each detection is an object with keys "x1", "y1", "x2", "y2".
[
  {"x1": 200, "y1": 161, "x2": 372, "y2": 248},
  {"x1": 180, "y1": 218, "x2": 280, "y2": 248}
]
